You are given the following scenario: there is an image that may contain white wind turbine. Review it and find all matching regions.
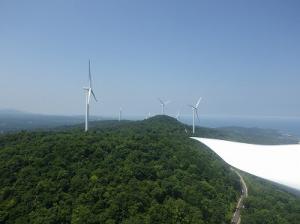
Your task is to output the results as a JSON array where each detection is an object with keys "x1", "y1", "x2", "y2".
[
  {"x1": 188, "y1": 97, "x2": 202, "y2": 134},
  {"x1": 176, "y1": 110, "x2": 181, "y2": 121},
  {"x1": 119, "y1": 107, "x2": 122, "y2": 122},
  {"x1": 146, "y1": 112, "x2": 151, "y2": 119},
  {"x1": 83, "y1": 60, "x2": 97, "y2": 132},
  {"x1": 158, "y1": 98, "x2": 171, "y2": 115}
]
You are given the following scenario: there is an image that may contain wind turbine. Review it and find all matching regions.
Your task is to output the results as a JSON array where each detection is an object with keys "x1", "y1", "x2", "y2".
[
  {"x1": 158, "y1": 98, "x2": 171, "y2": 115},
  {"x1": 146, "y1": 112, "x2": 151, "y2": 119},
  {"x1": 83, "y1": 60, "x2": 97, "y2": 132},
  {"x1": 176, "y1": 110, "x2": 181, "y2": 121},
  {"x1": 188, "y1": 97, "x2": 202, "y2": 134},
  {"x1": 119, "y1": 107, "x2": 122, "y2": 121}
]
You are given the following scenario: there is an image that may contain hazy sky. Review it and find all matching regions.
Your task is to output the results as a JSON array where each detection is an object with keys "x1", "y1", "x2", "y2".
[{"x1": 1, "y1": 0, "x2": 300, "y2": 117}]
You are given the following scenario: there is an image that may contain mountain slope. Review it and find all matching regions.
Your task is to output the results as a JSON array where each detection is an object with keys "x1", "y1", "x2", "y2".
[{"x1": 0, "y1": 116, "x2": 240, "y2": 224}]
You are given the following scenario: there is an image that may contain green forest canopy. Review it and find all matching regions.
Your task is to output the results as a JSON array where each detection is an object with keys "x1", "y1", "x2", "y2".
[{"x1": 0, "y1": 115, "x2": 299, "y2": 224}]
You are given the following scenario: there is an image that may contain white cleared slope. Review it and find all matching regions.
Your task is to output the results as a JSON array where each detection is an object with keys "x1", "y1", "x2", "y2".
[{"x1": 192, "y1": 138, "x2": 300, "y2": 191}]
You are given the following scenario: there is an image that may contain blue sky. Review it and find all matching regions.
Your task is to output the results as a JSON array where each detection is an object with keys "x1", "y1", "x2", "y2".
[{"x1": 0, "y1": 0, "x2": 300, "y2": 117}]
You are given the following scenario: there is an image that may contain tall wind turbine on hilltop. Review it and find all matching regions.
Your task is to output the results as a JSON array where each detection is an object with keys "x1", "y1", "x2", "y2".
[
  {"x1": 188, "y1": 97, "x2": 202, "y2": 134},
  {"x1": 158, "y1": 98, "x2": 171, "y2": 115},
  {"x1": 83, "y1": 60, "x2": 97, "y2": 132}
]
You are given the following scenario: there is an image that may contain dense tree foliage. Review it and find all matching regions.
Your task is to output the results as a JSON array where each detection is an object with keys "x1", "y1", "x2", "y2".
[
  {"x1": 0, "y1": 116, "x2": 240, "y2": 224},
  {"x1": 240, "y1": 173, "x2": 300, "y2": 224}
]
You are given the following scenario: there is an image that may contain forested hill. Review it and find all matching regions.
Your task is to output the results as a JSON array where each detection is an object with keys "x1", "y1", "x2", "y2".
[{"x1": 0, "y1": 116, "x2": 240, "y2": 224}]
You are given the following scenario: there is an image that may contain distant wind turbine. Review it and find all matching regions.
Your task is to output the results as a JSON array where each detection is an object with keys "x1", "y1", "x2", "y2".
[
  {"x1": 188, "y1": 97, "x2": 202, "y2": 134},
  {"x1": 119, "y1": 107, "x2": 122, "y2": 121},
  {"x1": 176, "y1": 110, "x2": 181, "y2": 121},
  {"x1": 158, "y1": 98, "x2": 171, "y2": 115},
  {"x1": 146, "y1": 112, "x2": 151, "y2": 119},
  {"x1": 83, "y1": 60, "x2": 97, "y2": 132}
]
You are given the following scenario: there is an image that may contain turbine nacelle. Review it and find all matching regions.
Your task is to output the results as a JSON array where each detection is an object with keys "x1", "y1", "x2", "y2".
[
  {"x1": 158, "y1": 98, "x2": 171, "y2": 106},
  {"x1": 188, "y1": 97, "x2": 202, "y2": 122}
]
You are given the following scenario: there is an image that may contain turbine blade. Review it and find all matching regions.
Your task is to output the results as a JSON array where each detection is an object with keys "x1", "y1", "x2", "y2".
[
  {"x1": 89, "y1": 60, "x2": 92, "y2": 88},
  {"x1": 158, "y1": 98, "x2": 164, "y2": 104},
  {"x1": 188, "y1": 104, "x2": 196, "y2": 109},
  {"x1": 88, "y1": 89, "x2": 91, "y2": 104},
  {"x1": 196, "y1": 97, "x2": 202, "y2": 108},
  {"x1": 91, "y1": 89, "x2": 97, "y2": 102},
  {"x1": 195, "y1": 109, "x2": 200, "y2": 123}
]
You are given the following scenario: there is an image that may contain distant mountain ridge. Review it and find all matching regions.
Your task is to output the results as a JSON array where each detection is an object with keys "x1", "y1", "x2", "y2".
[
  {"x1": 0, "y1": 109, "x2": 30, "y2": 115},
  {"x1": 0, "y1": 109, "x2": 80, "y2": 117},
  {"x1": 1, "y1": 109, "x2": 299, "y2": 145},
  {"x1": 0, "y1": 109, "x2": 100, "y2": 133}
]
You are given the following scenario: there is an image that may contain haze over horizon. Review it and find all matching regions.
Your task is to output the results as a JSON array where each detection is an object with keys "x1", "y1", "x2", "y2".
[{"x1": 1, "y1": 0, "x2": 300, "y2": 117}]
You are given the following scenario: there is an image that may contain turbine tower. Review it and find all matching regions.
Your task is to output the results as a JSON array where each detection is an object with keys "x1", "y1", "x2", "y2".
[
  {"x1": 188, "y1": 97, "x2": 202, "y2": 134},
  {"x1": 83, "y1": 60, "x2": 97, "y2": 132},
  {"x1": 119, "y1": 107, "x2": 122, "y2": 122},
  {"x1": 158, "y1": 98, "x2": 170, "y2": 115}
]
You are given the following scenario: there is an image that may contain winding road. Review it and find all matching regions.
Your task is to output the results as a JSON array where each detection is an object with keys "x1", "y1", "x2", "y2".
[{"x1": 231, "y1": 168, "x2": 248, "y2": 224}]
